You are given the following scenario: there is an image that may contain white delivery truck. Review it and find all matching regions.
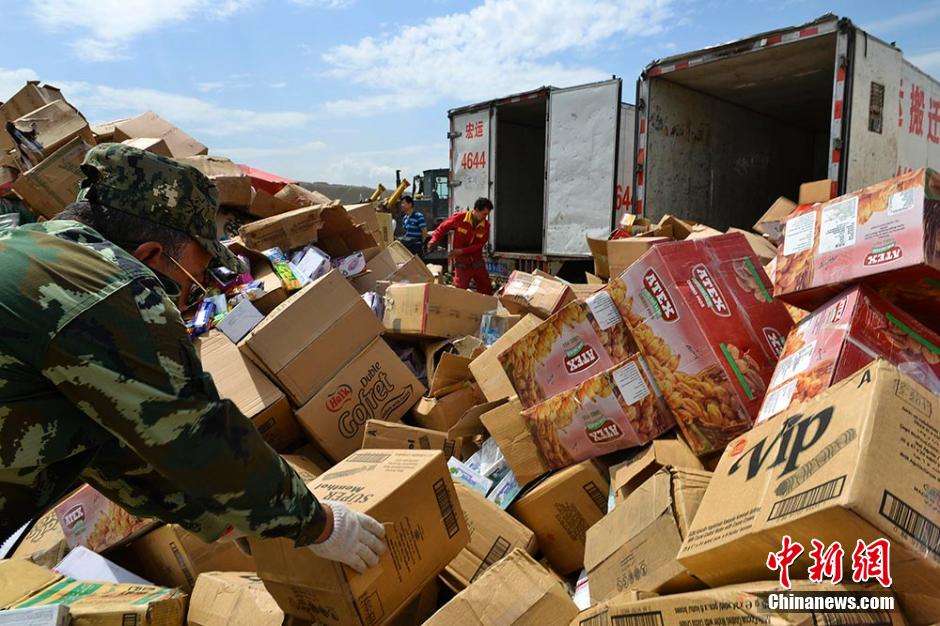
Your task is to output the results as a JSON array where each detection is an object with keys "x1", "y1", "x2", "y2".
[
  {"x1": 448, "y1": 78, "x2": 634, "y2": 272},
  {"x1": 633, "y1": 13, "x2": 940, "y2": 229}
]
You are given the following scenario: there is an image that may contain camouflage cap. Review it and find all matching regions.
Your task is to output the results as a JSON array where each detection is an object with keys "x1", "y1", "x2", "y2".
[{"x1": 77, "y1": 143, "x2": 244, "y2": 272}]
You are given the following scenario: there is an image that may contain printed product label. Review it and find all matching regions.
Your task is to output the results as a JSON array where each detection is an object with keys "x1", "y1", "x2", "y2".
[
  {"x1": 769, "y1": 341, "x2": 817, "y2": 387},
  {"x1": 818, "y1": 196, "x2": 859, "y2": 255},
  {"x1": 759, "y1": 378, "x2": 798, "y2": 420},
  {"x1": 783, "y1": 211, "x2": 816, "y2": 256},
  {"x1": 612, "y1": 361, "x2": 651, "y2": 405},
  {"x1": 585, "y1": 291, "x2": 623, "y2": 330},
  {"x1": 887, "y1": 187, "x2": 918, "y2": 216}
]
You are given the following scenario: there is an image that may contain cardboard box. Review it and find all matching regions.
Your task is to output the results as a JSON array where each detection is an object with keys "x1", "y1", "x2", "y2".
[
  {"x1": 442, "y1": 399, "x2": 506, "y2": 462},
  {"x1": 585, "y1": 468, "x2": 710, "y2": 602},
  {"x1": 383, "y1": 283, "x2": 498, "y2": 339},
  {"x1": 753, "y1": 196, "x2": 797, "y2": 244},
  {"x1": 195, "y1": 330, "x2": 302, "y2": 451},
  {"x1": 179, "y1": 155, "x2": 253, "y2": 208},
  {"x1": 121, "y1": 524, "x2": 255, "y2": 592},
  {"x1": 608, "y1": 232, "x2": 794, "y2": 455},
  {"x1": 54, "y1": 485, "x2": 157, "y2": 553},
  {"x1": 426, "y1": 549, "x2": 579, "y2": 626},
  {"x1": 412, "y1": 383, "x2": 486, "y2": 432},
  {"x1": 443, "y1": 483, "x2": 538, "y2": 591},
  {"x1": 480, "y1": 398, "x2": 551, "y2": 485},
  {"x1": 248, "y1": 188, "x2": 295, "y2": 219},
  {"x1": 677, "y1": 360, "x2": 940, "y2": 616},
  {"x1": 12, "y1": 136, "x2": 88, "y2": 219},
  {"x1": 0, "y1": 605, "x2": 68, "y2": 625},
  {"x1": 775, "y1": 169, "x2": 940, "y2": 333},
  {"x1": 120, "y1": 136, "x2": 172, "y2": 156},
  {"x1": 282, "y1": 452, "x2": 327, "y2": 482},
  {"x1": 0, "y1": 559, "x2": 62, "y2": 608},
  {"x1": 387, "y1": 579, "x2": 439, "y2": 626},
  {"x1": 757, "y1": 285, "x2": 940, "y2": 424},
  {"x1": 226, "y1": 239, "x2": 288, "y2": 315},
  {"x1": 351, "y1": 241, "x2": 433, "y2": 295},
  {"x1": 188, "y1": 572, "x2": 284, "y2": 626},
  {"x1": 799, "y1": 178, "x2": 836, "y2": 204},
  {"x1": 500, "y1": 270, "x2": 576, "y2": 318},
  {"x1": 54, "y1": 545, "x2": 151, "y2": 585},
  {"x1": 274, "y1": 182, "x2": 330, "y2": 209},
  {"x1": 376, "y1": 212, "x2": 394, "y2": 246},
  {"x1": 727, "y1": 227, "x2": 777, "y2": 264},
  {"x1": 587, "y1": 581, "x2": 905, "y2": 626},
  {"x1": 498, "y1": 292, "x2": 639, "y2": 409},
  {"x1": 295, "y1": 337, "x2": 425, "y2": 462},
  {"x1": 469, "y1": 314, "x2": 542, "y2": 402},
  {"x1": 522, "y1": 353, "x2": 675, "y2": 471},
  {"x1": 11, "y1": 510, "x2": 68, "y2": 569},
  {"x1": 90, "y1": 118, "x2": 128, "y2": 143},
  {"x1": 239, "y1": 270, "x2": 384, "y2": 406},
  {"x1": 607, "y1": 438, "x2": 703, "y2": 504},
  {"x1": 0, "y1": 81, "x2": 63, "y2": 123},
  {"x1": 239, "y1": 201, "x2": 376, "y2": 256},
  {"x1": 362, "y1": 419, "x2": 460, "y2": 459},
  {"x1": 112, "y1": 111, "x2": 207, "y2": 157},
  {"x1": 10, "y1": 99, "x2": 94, "y2": 164},
  {"x1": 587, "y1": 236, "x2": 670, "y2": 280},
  {"x1": 425, "y1": 347, "x2": 475, "y2": 398},
  {"x1": 251, "y1": 449, "x2": 469, "y2": 625},
  {"x1": 509, "y1": 460, "x2": 609, "y2": 574}
]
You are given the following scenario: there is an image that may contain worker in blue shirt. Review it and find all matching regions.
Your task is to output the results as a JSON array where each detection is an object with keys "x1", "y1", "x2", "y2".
[{"x1": 397, "y1": 195, "x2": 427, "y2": 258}]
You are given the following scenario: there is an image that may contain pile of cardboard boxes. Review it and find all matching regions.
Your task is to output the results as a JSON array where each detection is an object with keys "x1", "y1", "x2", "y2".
[{"x1": 1, "y1": 78, "x2": 939, "y2": 626}]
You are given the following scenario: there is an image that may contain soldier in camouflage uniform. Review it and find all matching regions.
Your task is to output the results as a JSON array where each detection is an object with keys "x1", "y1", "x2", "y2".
[{"x1": 0, "y1": 144, "x2": 385, "y2": 573}]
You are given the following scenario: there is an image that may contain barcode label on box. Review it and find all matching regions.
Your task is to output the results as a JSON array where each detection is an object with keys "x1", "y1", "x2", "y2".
[
  {"x1": 443, "y1": 439, "x2": 456, "y2": 459},
  {"x1": 433, "y1": 478, "x2": 460, "y2": 538},
  {"x1": 815, "y1": 611, "x2": 892, "y2": 626},
  {"x1": 348, "y1": 452, "x2": 391, "y2": 464},
  {"x1": 769, "y1": 475, "x2": 846, "y2": 521},
  {"x1": 586, "y1": 291, "x2": 623, "y2": 330},
  {"x1": 583, "y1": 481, "x2": 608, "y2": 515},
  {"x1": 818, "y1": 196, "x2": 858, "y2": 255},
  {"x1": 783, "y1": 211, "x2": 816, "y2": 256},
  {"x1": 612, "y1": 360, "x2": 650, "y2": 405},
  {"x1": 880, "y1": 491, "x2": 939, "y2": 558},
  {"x1": 470, "y1": 536, "x2": 511, "y2": 582},
  {"x1": 580, "y1": 614, "x2": 608, "y2": 626},
  {"x1": 611, "y1": 611, "x2": 665, "y2": 626}
]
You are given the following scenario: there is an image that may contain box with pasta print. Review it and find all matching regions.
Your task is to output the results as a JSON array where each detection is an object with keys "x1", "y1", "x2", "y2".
[
  {"x1": 54, "y1": 485, "x2": 157, "y2": 553},
  {"x1": 607, "y1": 233, "x2": 793, "y2": 456},
  {"x1": 521, "y1": 353, "x2": 675, "y2": 471}
]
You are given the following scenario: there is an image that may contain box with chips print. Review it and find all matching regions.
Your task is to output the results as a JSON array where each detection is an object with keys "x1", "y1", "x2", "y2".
[{"x1": 607, "y1": 233, "x2": 794, "y2": 456}]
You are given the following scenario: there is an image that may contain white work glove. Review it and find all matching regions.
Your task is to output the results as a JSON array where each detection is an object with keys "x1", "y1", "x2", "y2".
[{"x1": 308, "y1": 501, "x2": 387, "y2": 574}]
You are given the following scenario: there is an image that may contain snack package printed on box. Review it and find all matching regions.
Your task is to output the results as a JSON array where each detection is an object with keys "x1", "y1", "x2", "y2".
[
  {"x1": 498, "y1": 291, "x2": 638, "y2": 409},
  {"x1": 774, "y1": 168, "x2": 940, "y2": 332},
  {"x1": 607, "y1": 232, "x2": 794, "y2": 456},
  {"x1": 295, "y1": 337, "x2": 425, "y2": 463},
  {"x1": 470, "y1": 313, "x2": 541, "y2": 402},
  {"x1": 362, "y1": 419, "x2": 460, "y2": 459},
  {"x1": 188, "y1": 572, "x2": 284, "y2": 626},
  {"x1": 442, "y1": 483, "x2": 538, "y2": 591},
  {"x1": 677, "y1": 360, "x2": 939, "y2": 625},
  {"x1": 584, "y1": 467, "x2": 710, "y2": 603},
  {"x1": 426, "y1": 549, "x2": 579, "y2": 626},
  {"x1": 195, "y1": 330, "x2": 302, "y2": 452},
  {"x1": 499, "y1": 270, "x2": 575, "y2": 319},
  {"x1": 757, "y1": 285, "x2": 940, "y2": 423},
  {"x1": 522, "y1": 353, "x2": 675, "y2": 471},
  {"x1": 509, "y1": 460, "x2": 609, "y2": 575},
  {"x1": 582, "y1": 581, "x2": 905, "y2": 626},
  {"x1": 383, "y1": 282, "x2": 498, "y2": 339},
  {"x1": 239, "y1": 270, "x2": 383, "y2": 406},
  {"x1": 54, "y1": 485, "x2": 157, "y2": 553},
  {"x1": 250, "y1": 449, "x2": 468, "y2": 625}
]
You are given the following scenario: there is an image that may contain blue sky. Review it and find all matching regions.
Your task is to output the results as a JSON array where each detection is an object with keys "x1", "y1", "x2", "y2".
[{"x1": 2, "y1": 0, "x2": 940, "y2": 186}]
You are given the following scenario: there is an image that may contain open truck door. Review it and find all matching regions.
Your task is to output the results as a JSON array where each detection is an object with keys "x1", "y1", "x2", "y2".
[
  {"x1": 449, "y1": 107, "x2": 494, "y2": 216},
  {"x1": 544, "y1": 78, "x2": 622, "y2": 256}
]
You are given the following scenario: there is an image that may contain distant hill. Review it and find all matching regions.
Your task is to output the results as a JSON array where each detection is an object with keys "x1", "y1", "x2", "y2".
[{"x1": 299, "y1": 181, "x2": 376, "y2": 205}]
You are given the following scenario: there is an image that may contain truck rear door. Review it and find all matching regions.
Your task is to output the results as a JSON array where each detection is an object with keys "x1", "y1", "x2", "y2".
[
  {"x1": 449, "y1": 107, "x2": 494, "y2": 215},
  {"x1": 544, "y1": 78, "x2": 621, "y2": 256}
]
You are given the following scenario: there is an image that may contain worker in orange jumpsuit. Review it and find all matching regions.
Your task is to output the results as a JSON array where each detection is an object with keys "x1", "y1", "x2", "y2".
[{"x1": 426, "y1": 197, "x2": 494, "y2": 295}]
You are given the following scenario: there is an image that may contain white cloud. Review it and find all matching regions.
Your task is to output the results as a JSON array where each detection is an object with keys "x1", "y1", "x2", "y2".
[
  {"x1": 909, "y1": 50, "x2": 940, "y2": 75},
  {"x1": 864, "y1": 4, "x2": 940, "y2": 35},
  {"x1": 214, "y1": 140, "x2": 328, "y2": 160},
  {"x1": 196, "y1": 81, "x2": 225, "y2": 93},
  {"x1": 320, "y1": 0, "x2": 672, "y2": 115},
  {"x1": 26, "y1": 0, "x2": 257, "y2": 61},
  {"x1": 0, "y1": 67, "x2": 40, "y2": 101},
  {"x1": 291, "y1": 0, "x2": 355, "y2": 8}
]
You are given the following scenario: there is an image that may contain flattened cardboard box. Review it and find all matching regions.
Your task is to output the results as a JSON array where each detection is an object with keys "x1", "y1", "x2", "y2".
[
  {"x1": 195, "y1": 330, "x2": 302, "y2": 452},
  {"x1": 470, "y1": 314, "x2": 543, "y2": 403},
  {"x1": 362, "y1": 419, "x2": 460, "y2": 459},
  {"x1": 295, "y1": 337, "x2": 425, "y2": 463},
  {"x1": 443, "y1": 483, "x2": 537, "y2": 591},
  {"x1": 579, "y1": 581, "x2": 904, "y2": 626},
  {"x1": 480, "y1": 397, "x2": 551, "y2": 486},
  {"x1": 383, "y1": 283, "x2": 498, "y2": 339},
  {"x1": 500, "y1": 270, "x2": 576, "y2": 319},
  {"x1": 677, "y1": 360, "x2": 940, "y2": 622},
  {"x1": 775, "y1": 168, "x2": 940, "y2": 332},
  {"x1": 239, "y1": 270, "x2": 383, "y2": 406},
  {"x1": 120, "y1": 524, "x2": 255, "y2": 592},
  {"x1": 188, "y1": 572, "x2": 284, "y2": 626},
  {"x1": 12, "y1": 136, "x2": 88, "y2": 219},
  {"x1": 250, "y1": 449, "x2": 469, "y2": 625},
  {"x1": 584, "y1": 468, "x2": 710, "y2": 603},
  {"x1": 426, "y1": 549, "x2": 578, "y2": 626},
  {"x1": 608, "y1": 437, "x2": 703, "y2": 503},
  {"x1": 757, "y1": 285, "x2": 940, "y2": 424},
  {"x1": 510, "y1": 460, "x2": 609, "y2": 575},
  {"x1": 239, "y1": 202, "x2": 376, "y2": 257}
]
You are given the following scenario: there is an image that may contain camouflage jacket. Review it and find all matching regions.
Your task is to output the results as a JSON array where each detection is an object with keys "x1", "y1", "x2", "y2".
[{"x1": 0, "y1": 220, "x2": 324, "y2": 545}]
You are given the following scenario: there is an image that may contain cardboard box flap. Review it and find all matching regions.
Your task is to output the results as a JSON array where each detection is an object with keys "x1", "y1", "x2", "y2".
[
  {"x1": 188, "y1": 572, "x2": 284, "y2": 626},
  {"x1": 430, "y1": 352, "x2": 473, "y2": 397},
  {"x1": 469, "y1": 314, "x2": 543, "y2": 403},
  {"x1": 0, "y1": 560, "x2": 61, "y2": 608},
  {"x1": 112, "y1": 111, "x2": 207, "y2": 157},
  {"x1": 448, "y1": 398, "x2": 507, "y2": 440},
  {"x1": 480, "y1": 397, "x2": 550, "y2": 485},
  {"x1": 195, "y1": 331, "x2": 283, "y2": 416},
  {"x1": 609, "y1": 438, "x2": 704, "y2": 500},
  {"x1": 0, "y1": 81, "x2": 63, "y2": 123}
]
